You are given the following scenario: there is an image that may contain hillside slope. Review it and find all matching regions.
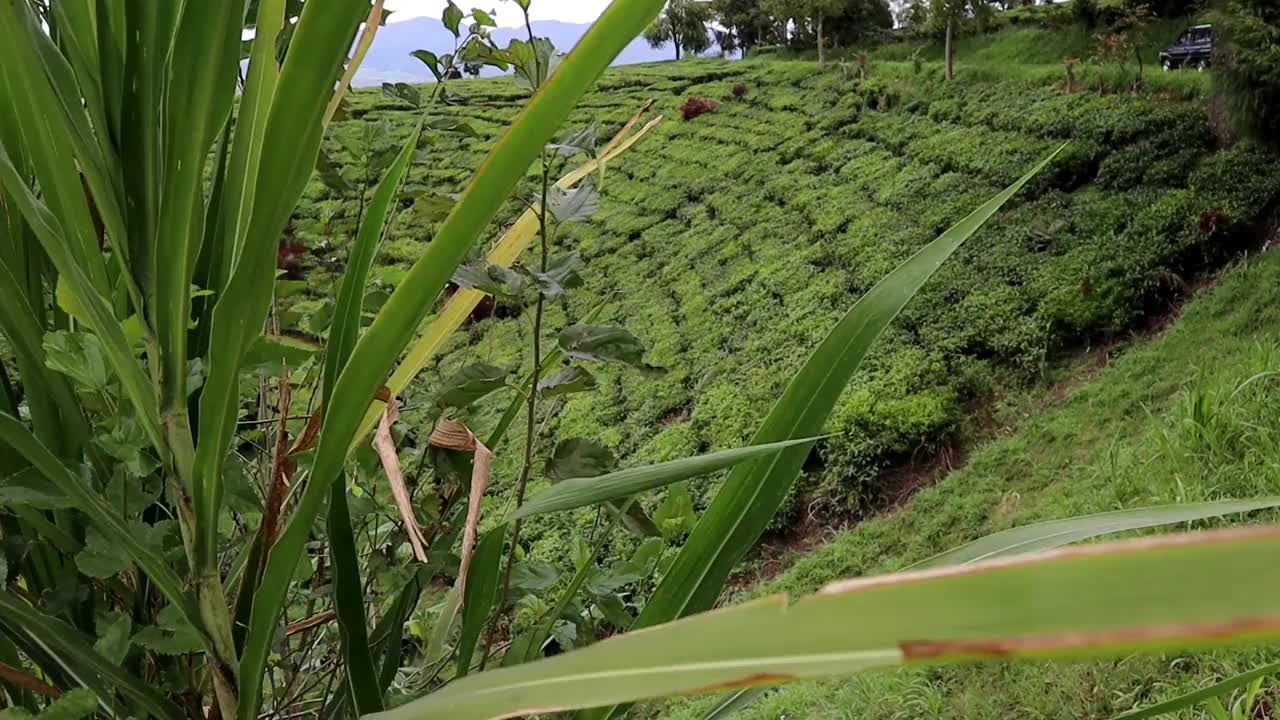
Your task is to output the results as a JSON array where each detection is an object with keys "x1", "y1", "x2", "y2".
[
  {"x1": 663, "y1": 243, "x2": 1280, "y2": 720},
  {"x1": 306, "y1": 56, "x2": 1279, "y2": 552},
  {"x1": 284, "y1": 32, "x2": 1280, "y2": 704}
]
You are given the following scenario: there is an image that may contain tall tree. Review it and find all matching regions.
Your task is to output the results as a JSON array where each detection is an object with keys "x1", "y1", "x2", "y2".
[
  {"x1": 829, "y1": 0, "x2": 894, "y2": 47},
  {"x1": 644, "y1": 0, "x2": 715, "y2": 60},
  {"x1": 763, "y1": 0, "x2": 853, "y2": 69},
  {"x1": 713, "y1": 0, "x2": 778, "y2": 57},
  {"x1": 930, "y1": 0, "x2": 970, "y2": 80}
]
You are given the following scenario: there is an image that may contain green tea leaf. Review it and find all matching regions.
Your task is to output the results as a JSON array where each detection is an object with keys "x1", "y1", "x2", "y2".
[{"x1": 627, "y1": 145, "x2": 1069, "y2": 658}]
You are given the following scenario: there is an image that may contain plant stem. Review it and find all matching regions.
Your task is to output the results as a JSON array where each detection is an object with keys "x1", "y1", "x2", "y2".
[{"x1": 483, "y1": 151, "x2": 552, "y2": 669}]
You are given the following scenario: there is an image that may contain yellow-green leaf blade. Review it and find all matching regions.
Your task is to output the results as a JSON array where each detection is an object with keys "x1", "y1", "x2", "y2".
[
  {"x1": 916, "y1": 497, "x2": 1280, "y2": 568},
  {"x1": 512, "y1": 437, "x2": 822, "y2": 522},
  {"x1": 373, "y1": 527, "x2": 1280, "y2": 720}
]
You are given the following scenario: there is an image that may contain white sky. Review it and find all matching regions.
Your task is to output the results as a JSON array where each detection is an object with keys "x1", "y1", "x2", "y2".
[{"x1": 385, "y1": 0, "x2": 613, "y2": 27}]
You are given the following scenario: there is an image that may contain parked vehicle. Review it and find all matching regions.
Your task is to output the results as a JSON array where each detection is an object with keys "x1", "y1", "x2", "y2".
[{"x1": 1160, "y1": 24, "x2": 1215, "y2": 71}]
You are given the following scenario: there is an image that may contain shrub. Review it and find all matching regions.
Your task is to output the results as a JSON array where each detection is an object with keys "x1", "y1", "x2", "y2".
[{"x1": 680, "y1": 96, "x2": 721, "y2": 120}]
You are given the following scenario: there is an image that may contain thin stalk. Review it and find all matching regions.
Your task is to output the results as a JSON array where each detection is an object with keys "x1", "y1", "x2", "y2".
[{"x1": 483, "y1": 151, "x2": 552, "y2": 669}]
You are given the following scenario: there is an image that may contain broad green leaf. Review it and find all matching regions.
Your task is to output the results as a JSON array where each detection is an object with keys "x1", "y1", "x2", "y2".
[
  {"x1": 627, "y1": 145, "x2": 1069, "y2": 651},
  {"x1": 42, "y1": 331, "x2": 110, "y2": 392},
  {"x1": 546, "y1": 438, "x2": 615, "y2": 481},
  {"x1": 411, "y1": 49, "x2": 444, "y2": 81},
  {"x1": 369, "y1": 527, "x2": 1280, "y2": 720},
  {"x1": 549, "y1": 124, "x2": 598, "y2": 156},
  {"x1": 915, "y1": 497, "x2": 1280, "y2": 569},
  {"x1": 442, "y1": 1, "x2": 464, "y2": 36},
  {"x1": 435, "y1": 363, "x2": 512, "y2": 411},
  {"x1": 511, "y1": 560, "x2": 561, "y2": 593},
  {"x1": 452, "y1": 261, "x2": 535, "y2": 299},
  {"x1": 558, "y1": 325, "x2": 660, "y2": 371},
  {"x1": 9, "y1": 688, "x2": 98, "y2": 720},
  {"x1": 538, "y1": 366, "x2": 598, "y2": 398},
  {"x1": 547, "y1": 182, "x2": 600, "y2": 223},
  {"x1": 132, "y1": 605, "x2": 202, "y2": 656},
  {"x1": 527, "y1": 252, "x2": 584, "y2": 299},
  {"x1": 0, "y1": 592, "x2": 183, "y2": 720},
  {"x1": 75, "y1": 527, "x2": 132, "y2": 578},
  {"x1": 240, "y1": 4, "x2": 668, "y2": 718},
  {"x1": 1111, "y1": 660, "x2": 1280, "y2": 719},
  {"x1": 515, "y1": 438, "x2": 819, "y2": 521},
  {"x1": 456, "y1": 528, "x2": 505, "y2": 677},
  {"x1": 242, "y1": 335, "x2": 321, "y2": 373},
  {"x1": 93, "y1": 612, "x2": 133, "y2": 665}
]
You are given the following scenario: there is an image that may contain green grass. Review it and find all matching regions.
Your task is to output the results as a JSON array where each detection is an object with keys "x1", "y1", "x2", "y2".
[{"x1": 655, "y1": 248, "x2": 1280, "y2": 718}]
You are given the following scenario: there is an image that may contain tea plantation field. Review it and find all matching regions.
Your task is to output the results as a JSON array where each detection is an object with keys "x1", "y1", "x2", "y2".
[{"x1": 290, "y1": 57, "x2": 1280, "y2": 568}]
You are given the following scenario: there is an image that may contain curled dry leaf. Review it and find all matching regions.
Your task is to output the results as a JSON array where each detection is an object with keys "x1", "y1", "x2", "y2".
[
  {"x1": 429, "y1": 420, "x2": 493, "y2": 594},
  {"x1": 373, "y1": 401, "x2": 429, "y2": 562}
]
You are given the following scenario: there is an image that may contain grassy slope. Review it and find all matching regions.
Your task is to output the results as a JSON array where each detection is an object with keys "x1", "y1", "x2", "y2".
[{"x1": 661, "y1": 246, "x2": 1280, "y2": 720}]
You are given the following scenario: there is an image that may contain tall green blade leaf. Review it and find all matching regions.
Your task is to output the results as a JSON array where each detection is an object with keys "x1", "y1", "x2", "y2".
[
  {"x1": 194, "y1": 0, "x2": 368, "y2": 603},
  {"x1": 629, "y1": 144, "x2": 1069, "y2": 634},
  {"x1": 698, "y1": 689, "x2": 767, "y2": 720},
  {"x1": 369, "y1": 527, "x2": 1280, "y2": 720},
  {"x1": 236, "y1": 3, "x2": 666, "y2": 718},
  {"x1": 1110, "y1": 660, "x2": 1280, "y2": 719},
  {"x1": 153, "y1": 0, "x2": 242, "y2": 426},
  {"x1": 456, "y1": 529, "x2": 505, "y2": 677},
  {"x1": 327, "y1": 481, "x2": 384, "y2": 715},
  {"x1": 694, "y1": 497, "x2": 1280, "y2": 719},
  {"x1": 512, "y1": 437, "x2": 822, "y2": 521},
  {"x1": 320, "y1": 117, "x2": 420, "y2": 719},
  {"x1": 915, "y1": 497, "x2": 1280, "y2": 568}
]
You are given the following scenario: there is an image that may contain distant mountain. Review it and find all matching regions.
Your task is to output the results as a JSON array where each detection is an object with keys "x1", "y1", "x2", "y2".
[{"x1": 353, "y1": 17, "x2": 697, "y2": 86}]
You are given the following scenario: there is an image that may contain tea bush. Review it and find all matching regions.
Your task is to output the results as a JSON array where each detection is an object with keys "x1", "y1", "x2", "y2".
[{"x1": 296, "y1": 59, "x2": 1280, "y2": 561}]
